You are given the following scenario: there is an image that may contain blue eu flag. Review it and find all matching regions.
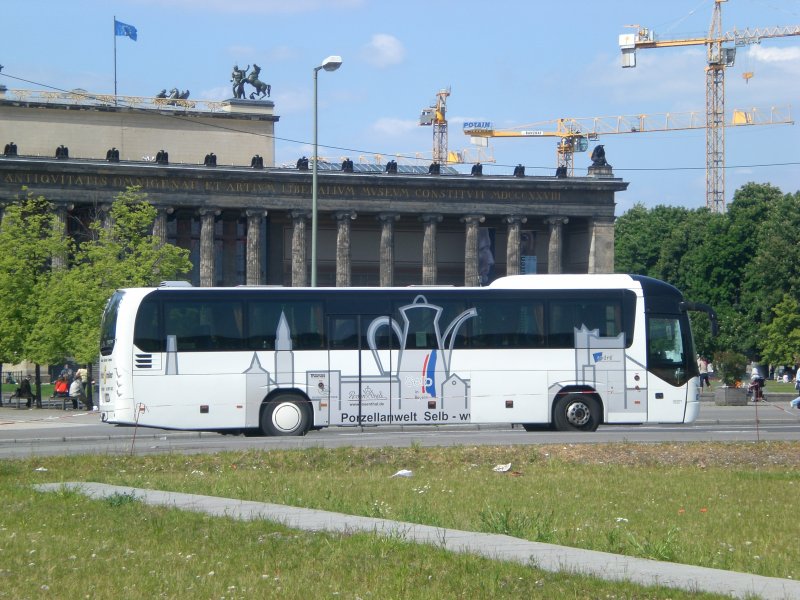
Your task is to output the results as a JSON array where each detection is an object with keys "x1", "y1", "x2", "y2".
[{"x1": 114, "y1": 19, "x2": 138, "y2": 41}]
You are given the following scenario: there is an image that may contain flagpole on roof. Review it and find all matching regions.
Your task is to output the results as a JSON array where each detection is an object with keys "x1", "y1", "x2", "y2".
[{"x1": 113, "y1": 16, "x2": 118, "y2": 102}]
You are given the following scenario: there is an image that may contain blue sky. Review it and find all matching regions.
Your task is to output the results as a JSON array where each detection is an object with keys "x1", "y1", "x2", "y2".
[{"x1": 2, "y1": 0, "x2": 798, "y2": 214}]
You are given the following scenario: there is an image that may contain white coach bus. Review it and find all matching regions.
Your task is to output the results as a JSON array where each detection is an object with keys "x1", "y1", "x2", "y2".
[{"x1": 98, "y1": 275, "x2": 716, "y2": 436}]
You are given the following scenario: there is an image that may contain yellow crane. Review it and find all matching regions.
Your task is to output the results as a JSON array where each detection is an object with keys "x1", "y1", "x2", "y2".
[
  {"x1": 619, "y1": 0, "x2": 800, "y2": 212},
  {"x1": 462, "y1": 106, "x2": 792, "y2": 177},
  {"x1": 418, "y1": 88, "x2": 495, "y2": 166},
  {"x1": 419, "y1": 88, "x2": 450, "y2": 165}
]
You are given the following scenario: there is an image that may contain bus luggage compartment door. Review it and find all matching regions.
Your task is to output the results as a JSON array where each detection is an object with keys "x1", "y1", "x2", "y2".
[{"x1": 326, "y1": 314, "x2": 397, "y2": 427}]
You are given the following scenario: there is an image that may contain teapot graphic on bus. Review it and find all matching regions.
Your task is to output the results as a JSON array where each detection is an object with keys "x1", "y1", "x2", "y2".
[{"x1": 366, "y1": 295, "x2": 477, "y2": 400}]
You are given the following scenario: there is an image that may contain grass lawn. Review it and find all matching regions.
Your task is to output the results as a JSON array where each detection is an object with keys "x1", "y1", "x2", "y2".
[{"x1": 1, "y1": 441, "x2": 798, "y2": 598}]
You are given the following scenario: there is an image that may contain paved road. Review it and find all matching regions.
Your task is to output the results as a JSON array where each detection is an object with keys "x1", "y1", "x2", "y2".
[{"x1": 1, "y1": 400, "x2": 798, "y2": 458}]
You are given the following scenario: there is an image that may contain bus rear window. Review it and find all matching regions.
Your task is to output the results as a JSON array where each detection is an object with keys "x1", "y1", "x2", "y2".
[{"x1": 100, "y1": 291, "x2": 124, "y2": 356}]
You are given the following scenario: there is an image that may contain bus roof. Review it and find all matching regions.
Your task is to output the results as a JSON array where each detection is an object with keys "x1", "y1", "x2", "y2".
[{"x1": 117, "y1": 274, "x2": 654, "y2": 295}]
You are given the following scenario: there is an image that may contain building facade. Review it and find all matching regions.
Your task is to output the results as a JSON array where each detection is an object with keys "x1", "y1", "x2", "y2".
[{"x1": 0, "y1": 89, "x2": 626, "y2": 287}]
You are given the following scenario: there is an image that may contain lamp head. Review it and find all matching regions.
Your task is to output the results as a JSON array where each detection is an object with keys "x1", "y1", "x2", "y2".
[{"x1": 320, "y1": 55, "x2": 343, "y2": 72}]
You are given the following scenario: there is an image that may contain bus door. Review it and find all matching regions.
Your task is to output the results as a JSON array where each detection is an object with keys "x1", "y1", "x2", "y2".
[
  {"x1": 326, "y1": 314, "x2": 396, "y2": 427},
  {"x1": 646, "y1": 313, "x2": 693, "y2": 422}
]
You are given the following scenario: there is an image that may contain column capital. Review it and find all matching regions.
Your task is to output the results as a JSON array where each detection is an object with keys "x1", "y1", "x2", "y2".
[
  {"x1": 198, "y1": 207, "x2": 221, "y2": 218},
  {"x1": 460, "y1": 214, "x2": 485, "y2": 225},
  {"x1": 245, "y1": 208, "x2": 267, "y2": 218},
  {"x1": 333, "y1": 210, "x2": 357, "y2": 222},
  {"x1": 504, "y1": 214, "x2": 528, "y2": 226},
  {"x1": 290, "y1": 210, "x2": 310, "y2": 221},
  {"x1": 156, "y1": 205, "x2": 175, "y2": 215},
  {"x1": 545, "y1": 216, "x2": 569, "y2": 227},
  {"x1": 419, "y1": 213, "x2": 443, "y2": 224},
  {"x1": 377, "y1": 213, "x2": 400, "y2": 224}
]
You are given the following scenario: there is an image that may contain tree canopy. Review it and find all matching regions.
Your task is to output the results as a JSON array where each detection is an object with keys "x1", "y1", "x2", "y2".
[
  {"x1": 0, "y1": 186, "x2": 191, "y2": 368},
  {"x1": 616, "y1": 183, "x2": 800, "y2": 365},
  {"x1": 0, "y1": 190, "x2": 69, "y2": 366}
]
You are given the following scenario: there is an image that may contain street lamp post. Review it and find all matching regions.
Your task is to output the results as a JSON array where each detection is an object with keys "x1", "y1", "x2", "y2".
[{"x1": 311, "y1": 55, "x2": 342, "y2": 287}]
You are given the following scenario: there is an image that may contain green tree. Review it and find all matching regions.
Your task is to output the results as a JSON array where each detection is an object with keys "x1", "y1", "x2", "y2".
[
  {"x1": 760, "y1": 294, "x2": 800, "y2": 368},
  {"x1": 742, "y1": 190, "x2": 800, "y2": 346},
  {"x1": 28, "y1": 187, "x2": 191, "y2": 367},
  {"x1": 0, "y1": 190, "x2": 70, "y2": 399},
  {"x1": 615, "y1": 203, "x2": 690, "y2": 277},
  {"x1": 613, "y1": 183, "x2": 795, "y2": 360},
  {"x1": 722, "y1": 183, "x2": 782, "y2": 356}
]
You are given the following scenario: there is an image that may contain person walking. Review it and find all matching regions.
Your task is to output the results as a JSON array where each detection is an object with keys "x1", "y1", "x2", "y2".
[{"x1": 697, "y1": 355, "x2": 711, "y2": 389}]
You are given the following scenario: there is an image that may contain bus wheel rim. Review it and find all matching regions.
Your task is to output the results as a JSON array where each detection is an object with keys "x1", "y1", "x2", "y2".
[
  {"x1": 566, "y1": 401, "x2": 590, "y2": 427},
  {"x1": 272, "y1": 403, "x2": 302, "y2": 433}
]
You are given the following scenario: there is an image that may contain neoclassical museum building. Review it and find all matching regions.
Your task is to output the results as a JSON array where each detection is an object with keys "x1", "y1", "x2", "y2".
[{"x1": 0, "y1": 87, "x2": 626, "y2": 287}]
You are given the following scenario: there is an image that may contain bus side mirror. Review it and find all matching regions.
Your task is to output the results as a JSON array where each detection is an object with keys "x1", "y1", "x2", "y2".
[{"x1": 680, "y1": 301, "x2": 719, "y2": 337}]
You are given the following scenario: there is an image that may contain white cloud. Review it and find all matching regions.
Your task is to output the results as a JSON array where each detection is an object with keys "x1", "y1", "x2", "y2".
[
  {"x1": 748, "y1": 45, "x2": 800, "y2": 63},
  {"x1": 370, "y1": 117, "x2": 417, "y2": 137},
  {"x1": 361, "y1": 34, "x2": 406, "y2": 68},
  {"x1": 273, "y1": 88, "x2": 312, "y2": 115}
]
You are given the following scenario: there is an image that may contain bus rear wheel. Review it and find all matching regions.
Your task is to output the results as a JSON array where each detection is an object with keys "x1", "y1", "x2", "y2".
[
  {"x1": 261, "y1": 395, "x2": 310, "y2": 436},
  {"x1": 553, "y1": 393, "x2": 600, "y2": 432}
]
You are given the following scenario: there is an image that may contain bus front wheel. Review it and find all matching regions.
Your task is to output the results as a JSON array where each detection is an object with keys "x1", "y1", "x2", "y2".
[
  {"x1": 553, "y1": 394, "x2": 600, "y2": 432},
  {"x1": 261, "y1": 395, "x2": 310, "y2": 436}
]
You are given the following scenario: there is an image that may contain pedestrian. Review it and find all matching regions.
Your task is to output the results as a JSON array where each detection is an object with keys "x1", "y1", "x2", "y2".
[
  {"x1": 749, "y1": 364, "x2": 765, "y2": 402},
  {"x1": 697, "y1": 355, "x2": 711, "y2": 389},
  {"x1": 59, "y1": 363, "x2": 74, "y2": 382},
  {"x1": 69, "y1": 376, "x2": 91, "y2": 411},
  {"x1": 792, "y1": 379, "x2": 800, "y2": 410},
  {"x1": 17, "y1": 376, "x2": 37, "y2": 408}
]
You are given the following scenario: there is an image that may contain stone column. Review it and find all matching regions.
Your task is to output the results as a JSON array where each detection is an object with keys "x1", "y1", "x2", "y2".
[
  {"x1": 462, "y1": 214, "x2": 484, "y2": 287},
  {"x1": 545, "y1": 216, "x2": 569, "y2": 274},
  {"x1": 51, "y1": 204, "x2": 70, "y2": 270},
  {"x1": 420, "y1": 214, "x2": 442, "y2": 285},
  {"x1": 152, "y1": 206, "x2": 173, "y2": 247},
  {"x1": 588, "y1": 216, "x2": 615, "y2": 274},
  {"x1": 504, "y1": 215, "x2": 527, "y2": 276},
  {"x1": 334, "y1": 211, "x2": 357, "y2": 287},
  {"x1": 99, "y1": 203, "x2": 113, "y2": 232},
  {"x1": 199, "y1": 208, "x2": 219, "y2": 287},
  {"x1": 290, "y1": 210, "x2": 309, "y2": 287},
  {"x1": 378, "y1": 213, "x2": 399, "y2": 287},
  {"x1": 246, "y1": 209, "x2": 266, "y2": 285}
]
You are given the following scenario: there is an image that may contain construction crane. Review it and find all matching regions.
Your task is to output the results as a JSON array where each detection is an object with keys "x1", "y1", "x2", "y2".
[
  {"x1": 619, "y1": 0, "x2": 800, "y2": 212},
  {"x1": 462, "y1": 106, "x2": 792, "y2": 177},
  {"x1": 418, "y1": 88, "x2": 495, "y2": 165},
  {"x1": 419, "y1": 88, "x2": 450, "y2": 165}
]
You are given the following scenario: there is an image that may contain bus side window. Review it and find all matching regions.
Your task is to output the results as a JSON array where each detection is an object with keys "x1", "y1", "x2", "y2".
[
  {"x1": 133, "y1": 299, "x2": 162, "y2": 352},
  {"x1": 247, "y1": 302, "x2": 279, "y2": 350},
  {"x1": 210, "y1": 301, "x2": 243, "y2": 350},
  {"x1": 286, "y1": 301, "x2": 325, "y2": 350},
  {"x1": 329, "y1": 317, "x2": 358, "y2": 350},
  {"x1": 548, "y1": 303, "x2": 576, "y2": 348},
  {"x1": 518, "y1": 303, "x2": 545, "y2": 347}
]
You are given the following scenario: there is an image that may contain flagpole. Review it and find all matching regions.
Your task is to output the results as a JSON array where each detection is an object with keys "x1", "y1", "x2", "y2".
[{"x1": 113, "y1": 16, "x2": 118, "y2": 101}]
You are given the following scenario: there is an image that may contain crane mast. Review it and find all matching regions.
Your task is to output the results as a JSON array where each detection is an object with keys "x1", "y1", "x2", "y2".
[
  {"x1": 420, "y1": 88, "x2": 450, "y2": 165},
  {"x1": 620, "y1": 0, "x2": 800, "y2": 212}
]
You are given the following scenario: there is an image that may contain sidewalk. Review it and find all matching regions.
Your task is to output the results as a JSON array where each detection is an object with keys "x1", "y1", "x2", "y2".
[{"x1": 36, "y1": 482, "x2": 800, "y2": 600}]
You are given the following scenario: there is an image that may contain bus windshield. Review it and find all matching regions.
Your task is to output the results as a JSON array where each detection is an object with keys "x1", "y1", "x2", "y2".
[
  {"x1": 99, "y1": 291, "x2": 124, "y2": 356},
  {"x1": 647, "y1": 314, "x2": 696, "y2": 386}
]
